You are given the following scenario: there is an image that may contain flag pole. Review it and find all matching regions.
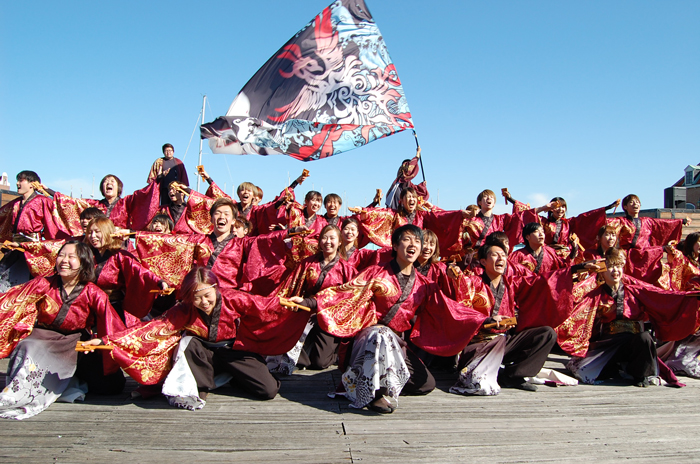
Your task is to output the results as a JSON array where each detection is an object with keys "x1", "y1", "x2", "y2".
[
  {"x1": 413, "y1": 130, "x2": 425, "y2": 183},
  {"x1": 197, "y1": 95, "x2": 206, "y2": 192}
]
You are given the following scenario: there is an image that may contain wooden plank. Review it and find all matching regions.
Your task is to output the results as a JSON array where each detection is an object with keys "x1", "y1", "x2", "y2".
[{"x1": 1, "y1": 356, "x2": 700, "y2": 462}]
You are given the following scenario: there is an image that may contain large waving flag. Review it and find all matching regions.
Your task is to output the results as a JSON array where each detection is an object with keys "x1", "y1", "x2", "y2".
[{"x1": 200, "y1": 0, "x2": 413, "y2": 162}]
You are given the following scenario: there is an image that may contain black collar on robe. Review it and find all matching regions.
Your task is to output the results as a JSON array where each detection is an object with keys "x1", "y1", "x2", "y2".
[
  {"x1": 416, "y1": 260, "x2": 431, "y2": 276},
  {"x1": 309, "y1": 254, "x2": 341, "y2": 296},
  {"x1": 50, "y1": 277, "x2": 86, "y2": 332},
  {"x1": 345, "y1": 246, "x2": 356, "y2": 261},
  {"x1": 207, "y1": 232, "x2": 235, "y2": 269},
  {"x1": 624, "y1": 214, "x2": 642, "y2": 247},
  {"x1": 380, "y1": 260, "x2": 416, "y2": 326},
  {"x1": 13, "y1": 191, "x2": 39, "y2": 233},
  {"x1": 169, "y1": 202, "x2": 186, "y2": 225},
  {"x1": 476, "y1": 212, "x2": 494, "y2": 246},
  {"x1": 523, "y1": 243, "x2": 545, "y2": 274},
  {"x1": 603, "y1": 283, "x2": 626, "y2": 320},
  {"x1": 198, "y1": 296, "x2": 222, "y2": 343},
  {"x1": 481, "y1": 273, "x2": 506, "y2": 317},
  {"x1": 99, "y1": 197, "x2": 121, "y2": 216}
]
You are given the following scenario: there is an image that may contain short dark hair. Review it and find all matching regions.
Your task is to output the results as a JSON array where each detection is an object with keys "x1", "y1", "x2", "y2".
[
  {"x1": 477, "y1": 189, "x2": 496, "y2": 205},
  {"x1": 16, "y1": 170, "x2": 40, "y2": 183},
  {"x1": 210, "y1": 197, "x2": 237, "y2": 218},
  {"x1": 324, "y1": 193, "x2": 342, "y2": 206},
  {"x1": 399, "y1": 186, "x2": 417, "y2": 201},
  {"x1": 56, "y1": 241, "x2": 96, "y2": 284},
  {"x1": 100, "y1": 175, "x2": 123, "y2": 198},
  {"x1": 149, "y1": 214, "x2": 174, "y2": 232},
  {"x1": 622, "y1": 194, "x2": 640, "y2": 208},
  {"x1": 605, "y1": 247, "x2": 626, "y2": 267},
  {"x1": 79, "y1": 207, "x2": 106, "y2": 221},
  {"x1": 162, "y1": 143, "x2": 174, "y2": 153},
  {"x1": 391, "y1": 224, "x2": 423, "y2": 257},
  {"x1": 304, "y1": 190, "x2": 322, "y2": 203},
  {"x1": 477, "y1": 242, "x2": 508, "y2": 261},
  {"x1": 522, "y1": 222, "x2": 543, "y2": 241},
  {"x1": 234, "y1": 218, "x2": 252, "y2": 234},
  {"x1": 484, "y1": 231, "x2": 508, "y2": 248}
]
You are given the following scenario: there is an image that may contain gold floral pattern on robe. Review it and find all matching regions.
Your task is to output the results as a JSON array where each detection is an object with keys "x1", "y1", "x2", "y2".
[
  {"x1": 52, "y1": 192, "x2": 92, "y2": 237},
  {"x1": 667, "y1": 247, "x2": 700, "y2": 291},
  {"x1": 22, "y1": 240, "x2": 66, "y2": 277},
  {"x1": 107, "y1": 317, "x2": 183, "y2": 384},
  {"x1": 315, "y1": 275, "x2": 398, "y2": 338},
  {"x1": 0, "y1": 279, "x2": 59, "y2": 358},
  {"x1": 134, "y1": 233, "x2": 203, "y2": 286},
  {"x1": 556, "y1": 274, "x2": 603, "y2": 357},
  {"x1": 184, "y1": 192, "x2": 215, "y2": 235}
]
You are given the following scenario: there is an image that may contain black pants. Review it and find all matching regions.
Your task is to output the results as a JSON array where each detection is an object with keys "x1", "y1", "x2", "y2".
[
  {"x1": 75, "y1": 351, "x2": 126, "y2": 395},
  {"x1": 401, "y1": 346, "x2": 436, "y2": 396},
  {"x1": 297, "y1": 321, "x2": 340, "y2": 370},
  {"x1": 601, "y1": 331, "x2": 657, "y2": 381},
  {"x1": 501, "y1": 326, "x2": 557, "y2": 378},
  {"x1": 184, "y1": 338, "x2": 280, "y2": 400},
  {"x1": 458, "y1": 326, "x2": 556, "y2": 380}
]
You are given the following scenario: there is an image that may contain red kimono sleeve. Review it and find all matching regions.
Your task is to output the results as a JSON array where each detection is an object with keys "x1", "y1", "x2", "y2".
[
  {"x1": 0, "y1": 278, "x2": 55, "y2": 358},
  {"x1": 249, "y1": 196, "x2": 287, "y2": 236},
  {"x1": 83, "y1": 284, "x2": 126, "y2": 375},
  {"x1": 132, "y1": 232, "x2": 199, "y2": 287},
  {"x1": 105, "y1": 304, "x2": 191, "y2": 384},
  {"x1": 22, "y1": 239, "x2": 65, "y2": 277},
  {"x1": 625, "y1": 246, "x2": 668, "y2": 288},
  {"x1": 648, "y1": 218, "x2": 683, "y2": 247},
  {"x1": 0, "y1": 199, "x2": 19, "y2": 241},
  {"x1": 410, "y1": 283, "x2": 488, "y2": 357},
  {"x1": 177, "y1": 190, "x2": 215, "y2": 235},
  {"x1": 205, "y1": 180, "x2": 230, "y2": 200},
  {"x1": 569, "y1": 207, "x2": 607, "y2": 251},
  {"x1": 25, "y1": 195, "x2": 71, "y2": 240},
  {"x1": 627, "y1": 278, "x2": 700, "y2": 342},
  {"x1": 52, "y1": 192, "x2": 93, "y2": 237},
  {"x1": 315, "y1": 266, "x2": 385, "y2": 338},
  {"x1": 239, "y1": 230, "x2": 291, "y2": 295},
  {"x1": 97, "y1": 251, "x2": 163, "y2": 318},
  {"x1": 230, "y1": 289, "x2": 310, "y2": 356},
  {"x1": 124, "y1": 182, "x2": 161, "y2": 231},
  {"x1": 667, "y1": 247, "x2": 700, "y2": 291},
  {"x1": 355, "y1": 207, "x2": 395, "y2": 248},
  {"x1": 555, "y1": 275, "x2": 602, "y2": 356},
  {"x1": 514, "y1": 268, "x2": 575, "y2": 332},
  {"x1": 421, "y1": 209, "x2": 465, "y2": 255}
]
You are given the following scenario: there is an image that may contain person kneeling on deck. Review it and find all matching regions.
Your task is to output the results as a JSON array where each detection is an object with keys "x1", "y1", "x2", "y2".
[
  {"x1": 564, "y1": 248, "x2": 700, "y2": 387},
  {"x1": 290, "y1": 225, "x2": 486, "y2": 414},
  {"x1": 450, "y1": 241, "x2": 558, "y2": 395},
  {"x1": 84, "y1": 267, "x2": 280, "y2": 410}
]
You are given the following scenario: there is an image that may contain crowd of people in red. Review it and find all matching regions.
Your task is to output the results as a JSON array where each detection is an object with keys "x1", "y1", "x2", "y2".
[{"x1": 1, "y1": 143, "x2": 699, "y2": 419}]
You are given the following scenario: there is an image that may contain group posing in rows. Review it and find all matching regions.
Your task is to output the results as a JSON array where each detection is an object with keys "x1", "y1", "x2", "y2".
[{"x1": 1, "y1": 143, "x2": 700, "y2": 419}]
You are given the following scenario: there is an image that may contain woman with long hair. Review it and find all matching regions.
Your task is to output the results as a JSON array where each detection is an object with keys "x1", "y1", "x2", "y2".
[
  {"x1": 0, "y1": 241, "x2": 125, "y2": 419},
  {"x1": 87, "y1": 267, "x2": 283, "y2": 410},
  {"x1": 84, "y1": 217, "x2": 168, "y2": 323},
  {"x1": 268, "y1": 224, "x2": 356, "y2": 374}
]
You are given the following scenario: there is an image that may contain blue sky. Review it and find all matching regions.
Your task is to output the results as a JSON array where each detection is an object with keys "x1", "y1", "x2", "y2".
[{"x1": 2, "y1": 1, "x2": 698, "y2": 217}]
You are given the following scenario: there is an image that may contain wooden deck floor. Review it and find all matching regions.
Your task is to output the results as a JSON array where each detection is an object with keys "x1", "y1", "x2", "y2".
[{"x1": 1, "y1": 354, "x2": 700, "y2": 463}]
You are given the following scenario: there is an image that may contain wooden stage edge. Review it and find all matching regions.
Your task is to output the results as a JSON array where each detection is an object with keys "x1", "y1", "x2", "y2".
[{"x1": 1, "y1": 354, "x2": 699, "y2": 463}]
